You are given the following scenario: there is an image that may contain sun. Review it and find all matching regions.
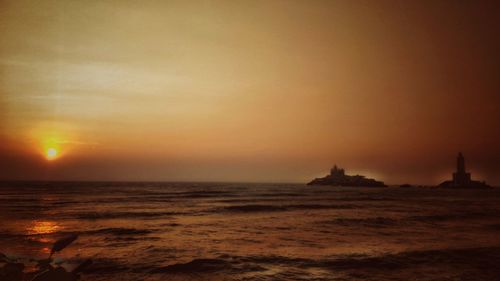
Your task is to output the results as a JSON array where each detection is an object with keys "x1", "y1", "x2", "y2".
[{"x1": 46, "y1": 147, "x2": 59, "y2": 160}]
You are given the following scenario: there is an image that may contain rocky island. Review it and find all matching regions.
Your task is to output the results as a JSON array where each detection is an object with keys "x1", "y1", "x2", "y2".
[
  {"x1": 308, "y1": 165, "x2": 386, "y2": 187},
  {"x1": 438, "y1": 153, "x2": 491, "y2": 188}
]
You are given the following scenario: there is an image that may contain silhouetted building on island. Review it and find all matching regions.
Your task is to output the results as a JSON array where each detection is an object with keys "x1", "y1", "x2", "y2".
[
  {"x1": 438, "y1": 153, "x2": 490, "y2": 188},
  {"x1": 330, "y1": 165, "x2": 345, "y2": 177},
  {"x1": 308, "y1": 165, "x2": 386, "y2": 187}
]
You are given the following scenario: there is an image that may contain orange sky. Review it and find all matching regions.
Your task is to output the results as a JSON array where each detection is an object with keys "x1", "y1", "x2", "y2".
[{"x1": 1, "y1": 0, "x2": 499, "y2": 184}]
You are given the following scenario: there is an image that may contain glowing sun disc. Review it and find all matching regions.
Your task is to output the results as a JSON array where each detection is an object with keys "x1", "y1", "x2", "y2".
[{"x1": 46, "y1": 148, "x2": 58, "y2": 160}]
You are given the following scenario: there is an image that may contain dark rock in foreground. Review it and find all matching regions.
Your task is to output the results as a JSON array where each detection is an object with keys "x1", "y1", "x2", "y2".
[{"x1": 308, "y1": 165, "x2": 386, "y2": 187}]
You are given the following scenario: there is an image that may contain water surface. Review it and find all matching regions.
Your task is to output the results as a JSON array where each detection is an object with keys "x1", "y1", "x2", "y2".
[{"x1": 1, "y1": 182, "x2": 499, "y2": 280}]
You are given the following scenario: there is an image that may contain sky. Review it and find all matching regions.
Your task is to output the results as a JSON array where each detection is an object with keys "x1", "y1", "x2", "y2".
[{"x1": 1, "y1": 0, "x2": 499, "y2": 184}]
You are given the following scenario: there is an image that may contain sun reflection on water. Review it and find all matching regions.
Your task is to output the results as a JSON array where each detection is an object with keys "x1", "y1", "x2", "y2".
[
  {"x1": 26, "y1": 220, "x2": 61, "y2": 235},
  {"x1": 25, "y1": 220, "x2": 63, "y2": 254}
]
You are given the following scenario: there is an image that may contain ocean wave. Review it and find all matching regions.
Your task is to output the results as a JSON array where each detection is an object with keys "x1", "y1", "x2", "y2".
[
  {"x1": 255, "y1": 193, "x2": 304, "y2": 197},
  {"x1": 83, "y1": 258, "x2": 129, "y2": 275},
  {"x1": 322, "y1": 217, "x2": 399, "y2": 227},
  {"x1": 104, "y1": 236, "x2": 161, "y2": 243},
  {"x1": 485, "y1": 224, "x2": 500, "y2": 231},
  {"x1": 75, "y1": 211, "x2": 183, "y2": 220},
  {"x1": 144, "y1": 247, "x2": 500, "y2": 279},
  {"x1": 87, "y1": 228, "x2": 155, "y2": 236},
  {"x1": 333, "y1": 196, "x2": 397, "y2": 202},
  {"x1": 321, "y1": 247, "x2": 500, "y2": 273},
  {"x1": 407, "y1": 211, "x2": 498, "y2": 223},
  {"x1": 0, "y1": 228, "x2": 156, "y2": 240},
  {"x1": 323, "y1": 213, "x2": 500, "y2": 228},
  {"x1": 151, "y1": 258, "x2": 231, "y2": 273},
  {"x1": 219, "y1": 204, "x2": 356, "y2": 213}
]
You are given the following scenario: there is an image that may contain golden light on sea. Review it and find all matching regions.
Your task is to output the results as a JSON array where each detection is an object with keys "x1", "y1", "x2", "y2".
[
  {"x1": 26, "y1": 220, "x2": 60, "y2": 235},
  {"x1": 26, "y1": 220, "x2": 62, "y2": 254}
]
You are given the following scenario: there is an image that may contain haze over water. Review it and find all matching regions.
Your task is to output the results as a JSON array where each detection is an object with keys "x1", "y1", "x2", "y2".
[{"x1": 1, "y1": 182, "x2": 500, "y2": 280}]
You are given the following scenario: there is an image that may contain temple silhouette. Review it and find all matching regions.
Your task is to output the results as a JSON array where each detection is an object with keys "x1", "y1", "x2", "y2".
[
  {"x1": 308, "y1": 165, "x2": 386, "y2": 187},
  {"x1": 438, "y1": 153, "x2": 490, "y2": 188}
]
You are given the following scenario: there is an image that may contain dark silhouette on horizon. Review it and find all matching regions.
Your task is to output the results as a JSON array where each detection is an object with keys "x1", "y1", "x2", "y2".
[
  {"x1": 307, "y1": 165, "x2": 386, "y2": 187},
  {"x1": 438, "y1": 153, "x2": 490, "y2": 188}
]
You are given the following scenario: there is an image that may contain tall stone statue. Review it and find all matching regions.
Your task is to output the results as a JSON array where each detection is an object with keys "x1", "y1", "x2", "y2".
[{"x1": 439, "y1": 153, "x2": 490, "y2": 188}]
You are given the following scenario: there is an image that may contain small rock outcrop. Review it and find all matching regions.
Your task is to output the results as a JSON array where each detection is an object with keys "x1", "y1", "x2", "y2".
[{"x1": 308, "y1": 165, "x2": 386, "y2": 187}]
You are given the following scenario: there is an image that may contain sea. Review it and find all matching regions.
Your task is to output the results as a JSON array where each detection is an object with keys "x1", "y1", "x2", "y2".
[{"x1": 1, "y1": 182, "x2": 499, "y2": 281}]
